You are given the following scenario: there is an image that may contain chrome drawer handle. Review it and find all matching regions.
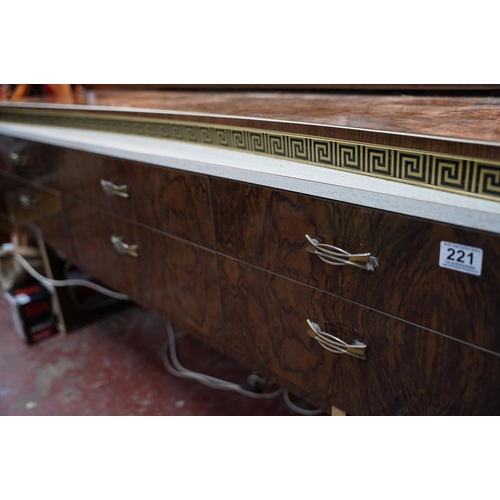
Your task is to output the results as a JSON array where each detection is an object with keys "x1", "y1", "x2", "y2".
[
  {"x1": 111, "y1": 235, "x2": 139, "y2": 257},
  {"x1": 19, "y1": 193, "x2": 39, "y2": 211},
  {"x1": 100, "y1": 179, "x2": 130, "y2": 198},
  {"x1": 305, "y1": 235, "x2": 378, "y2": 271},
  {"x1": 306, "y1": 320, "x2": 367, "y2": 360},
  {"x1": 9, "y1": 152, "x2": 28, "y2": 167}
]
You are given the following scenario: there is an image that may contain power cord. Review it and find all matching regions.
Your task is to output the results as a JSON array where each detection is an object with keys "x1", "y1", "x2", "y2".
[
  {"x1": 3, "y1": 216, "x2": 323, "y2": 414},
  {"x1": 161, "y1": 321, "x2": 283, "y2": 400},
  {"x1": 9, "y1": 252, "x2": 129, "y2": 301},
  {"x1": 161, "y1": 322, "x2": 324, "y2": 415},
  {"x1": 0, "y1": 215, "x2": 129, "y2": 301}
]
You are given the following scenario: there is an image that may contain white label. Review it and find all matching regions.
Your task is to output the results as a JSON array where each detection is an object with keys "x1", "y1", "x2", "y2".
[
  {"x1": 439, "y1": 241, "x2": 483, "y2": 276},
  {"x1": 14, "y1": 294, "x2": 31, "y2": 305}
]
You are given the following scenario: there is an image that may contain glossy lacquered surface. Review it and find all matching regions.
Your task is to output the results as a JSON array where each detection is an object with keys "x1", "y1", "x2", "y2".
[
  {"x1": 67, "y1": 201, "x2": 222, "y2": 345},
  {"x1": 0, "y1": 135, "x2": 61, "y2": 191},
  {"x1": 56, "y1": 148, "x2": 214, "y2": 248},
  {"x1": 4, "y1": 91, "x2": 500, "y2": 144},
  {"x1": 2, "y1": 134, "x2": 499, "y2": 414},
  {"x1": 87, "y1": 85, "x2": 500, "y2": 92},
  {"x1": 3, "y1": 91, "x2": 500, "y2": 163},
  {"x1": 0, "y1": 173, "x2": 76, "y2": 261},
  {"x1": 211, "y1": 178, "x2": 500, "y2": 354},
  {"x1": 219, "y1": 257, "x2": 500, "y2": 416}
]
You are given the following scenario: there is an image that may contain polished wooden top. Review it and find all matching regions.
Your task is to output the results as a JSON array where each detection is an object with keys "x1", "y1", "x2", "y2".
[
  {"x1": 2, "y1": 88, "x2": 500, "y2": 205},
  {"x1": 2, "y1": 90, "x2": 500, "y2": 145},
  {"x1": 86, "y1": 84, "x2": 500, "y2": 93}
]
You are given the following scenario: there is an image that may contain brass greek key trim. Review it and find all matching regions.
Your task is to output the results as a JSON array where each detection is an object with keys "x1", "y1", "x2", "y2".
[{"x1": 2, "y1": 107, "x2": 500, "y2": 202}]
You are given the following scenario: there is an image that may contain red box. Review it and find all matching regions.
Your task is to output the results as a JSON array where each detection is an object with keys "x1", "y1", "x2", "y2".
[{"x1": 3, "y1": 281, "x2": 58, "y2": 344}]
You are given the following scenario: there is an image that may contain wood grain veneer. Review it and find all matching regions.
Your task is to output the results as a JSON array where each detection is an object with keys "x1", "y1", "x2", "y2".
[
  {"x1": 211, "y1": 177, "x2": 500, "y2": 354},
  {"x1": 56, "y1": 148, "x2": 214, "y2": 248},
  {"x1": 2, "y1": 127, "x2": 498, "y2": 415},
  {"x1": 0, "y1": 135, "x2": 61, "y2": 191},
  {"x1": 87, "y1": 85, "x2": 500, "y2": 92},
  {"x1": 2, "y1": 92, "x2": 500, "y2": 160},
  {"x1": 84, "y1": 92, "x2": 500, "y2": 144},
  {"x1": 219, "y1": 256, "x2": 500, "y2": 416},
  {"x1": 0, "y1": 173, "x2": 77, "y2": 261},
  {"x1": 67, "y1": 201, "x2": 222, "y2": 345}
]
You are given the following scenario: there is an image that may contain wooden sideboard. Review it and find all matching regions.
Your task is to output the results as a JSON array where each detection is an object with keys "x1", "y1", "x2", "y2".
[{"x1": 1, "y1": 89, "x2": 500, "y2": 415}]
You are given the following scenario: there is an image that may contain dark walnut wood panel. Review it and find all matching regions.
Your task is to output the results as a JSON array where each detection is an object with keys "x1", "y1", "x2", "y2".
[
  {"x1": 0, "y1": 174, "x2": 77, "y2": 262},
  {"x1": 67, "y1": 201, "x2": 222, "y2": 345},
  {"x1": 211, "y1": 178, "x2": 500, "y2": 353},
  {"x1": 215, "y1": 254, "x2": 269, "y2": 371},
  {"x1": 107, "y1": 156, "x2": 214, "y2": 248},
  {"x1": 219, "y1": 256, "x2": 500, "y2": 416},
  {"x1": 209, "y1": 254, "x2": 345, "y2": 414},
  {"x1": 56, "y1": 148, "x2": 214, "y2": 248},
  {"x1": 56, "y1": 148, "x2": 110, "y2": 205},
  {"x1": 0, "y1": 135, "x2": 61, "y2": 191}
]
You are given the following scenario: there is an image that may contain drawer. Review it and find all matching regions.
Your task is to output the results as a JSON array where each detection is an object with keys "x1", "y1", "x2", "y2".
[
  {"x1": 0, "y1": 174, "x2": 77, "y2": 262},
  {"x1": 212, "y1": 178, "x2": 500, "y2": 354},
  {"x1": 57, "y1": 148, "x2": 214, "y2": 248},
  {"x1": 67, "y1": 201, "x2": 223, "y2": 344},
  {"x1": 0, "y1": 136, "x2": 60, "y2": 190},
  {"x1": 219, "y1": 256, "x2": 500, "y2": 416}
]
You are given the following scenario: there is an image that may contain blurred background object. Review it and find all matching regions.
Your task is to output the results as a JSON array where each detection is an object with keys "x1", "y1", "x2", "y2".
[
  {"x1": 11, "y1": 84, "x2": 70, "y2": 101},
  {"x1": 0, "y1": 85, "x2": 12, "y2": 100},
  {"x1": 3, "y1": 84, "x2": 86, "y2": 104}
]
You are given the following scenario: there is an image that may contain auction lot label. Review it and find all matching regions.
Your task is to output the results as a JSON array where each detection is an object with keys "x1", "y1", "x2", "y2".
[{"x1": 439, "y1": 241, "x2": 483, "y2": 277}]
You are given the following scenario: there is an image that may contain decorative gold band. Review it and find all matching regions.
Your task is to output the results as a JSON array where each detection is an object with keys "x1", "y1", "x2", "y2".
[{"x1": 2, "y1": 108, "x2": 500, "y2": 202}]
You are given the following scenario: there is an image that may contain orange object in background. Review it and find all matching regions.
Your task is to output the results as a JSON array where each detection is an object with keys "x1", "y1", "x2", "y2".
[{"x1": 9, "y1": 84, "x2": 74, "y2": 104}]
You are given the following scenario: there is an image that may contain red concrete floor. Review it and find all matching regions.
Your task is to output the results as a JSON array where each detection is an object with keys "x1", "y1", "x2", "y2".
[{"x1": 0, "y1": 296, "x2": 320, "y2": 416}]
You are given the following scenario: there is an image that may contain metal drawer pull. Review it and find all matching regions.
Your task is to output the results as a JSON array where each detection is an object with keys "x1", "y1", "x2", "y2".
[
  {"x1": 19, "y1": 194, "x2": 39, "y2": 211},
  {"x1": 306, "y1": 320, "x2": 367, "y2": 360},
  {"x1": 305, "y1": 235, "x2": 378, "y2": 271},
  {"x1": 9, "y1": 152, "x2": 28, "y2": 167},
  {"x1": 111, "y1": 236, "x2": 139, "y2": 257},
  {"x1": 100, "y1": 179, "x2": 130, "y2": 198}
]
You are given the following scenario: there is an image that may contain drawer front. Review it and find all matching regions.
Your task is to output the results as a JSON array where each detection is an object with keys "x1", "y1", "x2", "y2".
[
  {"x1": 68, "y1": 202, "x2": 222, "y2": 343},
  {"x1": 0, "y1": 136, "x2": 60, "y2": 190},
  {"x1": 219, "y1": 256, "x2": 500, "y2": 416},
  {"x1": 57, "y1": 148, "x2": 214, "y2": 248},
  {"x1": 212, "y1": 178, "x2": 500, "y2": 354},
  {"x1": 0, "y1": 174, "x2": 77, "y2": 261}
]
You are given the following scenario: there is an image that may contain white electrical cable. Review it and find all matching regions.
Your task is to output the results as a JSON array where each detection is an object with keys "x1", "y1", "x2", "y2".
[
  {"x1": 283, "y1": 390, "x2": 324, "y2": 416},
  {"x1": 6, "y1": 215, "x2": 322, "y2": 414},
  {"x1": 162, "y1": 322, "x2": 324, "y2": 415},
  {"x1": 1, "y1": 214, "x2": 129, "y2": 301},
  {"x1": 63, "y1": 261, "x2": 119, "y2": 311},
  {"x1": 12, "y1": 253, "x2": 130, "y2": 301},
  {"x1": 161, "y1": 322, "x2": 284, "y2": 400}
]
